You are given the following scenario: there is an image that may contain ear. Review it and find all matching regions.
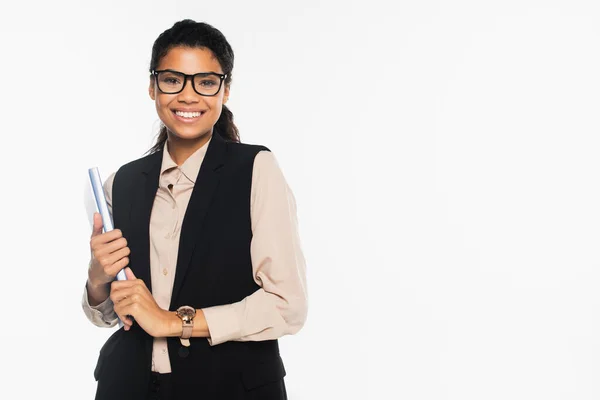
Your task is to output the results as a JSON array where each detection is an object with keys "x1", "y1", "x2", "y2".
[
  {"x1": 149, "y1": 76, "x2": 156, "y2": 100},
  {"x1": 223, "y1": 84, "x2": 230, "y2": 104}
]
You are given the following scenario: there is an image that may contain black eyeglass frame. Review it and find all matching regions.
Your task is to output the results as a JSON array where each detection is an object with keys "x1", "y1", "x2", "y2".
[{"x1": 151, "y1": 69, "x2": 228, "y2": 96}]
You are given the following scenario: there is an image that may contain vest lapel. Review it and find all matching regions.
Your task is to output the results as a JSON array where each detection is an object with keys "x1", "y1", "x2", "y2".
[
  {"x1": 169, "y1": 133, "x2": 228, "y2": 309},
  {"x1": 130, "y1": 151, "x2": 162, "y2": 293}
]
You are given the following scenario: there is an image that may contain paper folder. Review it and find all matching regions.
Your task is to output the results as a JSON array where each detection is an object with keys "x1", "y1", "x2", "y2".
[{"x1": 88, "y1": 167, "x2": 126, "y2": 327}]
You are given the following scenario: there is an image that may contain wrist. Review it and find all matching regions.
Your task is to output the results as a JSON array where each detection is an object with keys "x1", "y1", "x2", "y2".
[
  {"x1": 85, "y1": 278, "x2": 111, "y2": 307},
  {"x1": 87, "y1": 278, "x2": 108, "y2": 290},
  {"x1": 87, "y1": 266, "x2": 109, "y2": 289},
  {"x1": 163, "y1": 310, "x2": 183, "y2": 337}
]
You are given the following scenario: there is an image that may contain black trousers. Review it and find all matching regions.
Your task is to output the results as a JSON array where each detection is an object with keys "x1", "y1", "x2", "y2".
[
  {"x1": 145, "y1": 371, "x2": 288, "y2": 400},
  {"x1": 147, "y1": 372, "x2": 172, "y2": 400}
]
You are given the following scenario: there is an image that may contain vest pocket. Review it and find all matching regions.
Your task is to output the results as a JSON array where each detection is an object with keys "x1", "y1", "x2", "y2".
[{"x1": 240, "y1": 355, "x2": 287, "y2": 391}]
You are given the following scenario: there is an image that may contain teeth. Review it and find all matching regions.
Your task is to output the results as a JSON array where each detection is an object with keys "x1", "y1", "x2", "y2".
[{"x1": 175, "y1": 111, "x2": 202, "y2": 118}]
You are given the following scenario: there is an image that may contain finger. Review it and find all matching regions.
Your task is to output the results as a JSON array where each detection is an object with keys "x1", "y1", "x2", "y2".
[
  {"x1": 111, "y1": 278, "x2": 146, "y2": 293},
  {"x1": 96, "y1": 238, "x2": 129, "y2": 258},
  {"x1": 110, "y1": 286, "x2": 134, "y2": 304},
  {"x1": 104, "y1": 255, "x2": 130, "y2": 278},
  {"x1": 120, "y1": 312, "x2": 134, "y2": 326},
  {"x1": 99, "y1": 246, "x2": 130, "y2": 269},
  {"x1": 125, "y1": 267, "x2": 136, "y2": 280},
  {"x1": 91, "y1": 236, "x2": 127, "y2": 258},
  {"x1": 114, "y1": 296, "x2": 138, "y2": 309},
  {"x1": 94, "y1": 251, "x2": 130, "y2": 281},
  {"x1": 90, "y1": 229, "x2": 124, "y2": 249},
  {"x1": 112, "y1": 298, "x2": 135, "y2": 326},
  {"x1": 114, "y1": 299, "x2": 143, "y2": 325},
  {"x1": 91, "y1": 213, "x2": 103, "y2": 237},
  {"x1": 118, "y1": 313, "x2": 134, "y2": 330},
  {"x1": 110, "y1": 282, "x2": 146, "y2": 303},
  {"x1": 112, "y1": 290, "x2": 143, "y2": 305}
]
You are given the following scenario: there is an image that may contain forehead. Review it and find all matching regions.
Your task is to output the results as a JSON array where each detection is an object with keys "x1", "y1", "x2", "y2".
[{"x1": 157, "y1": 46, "x2": 223, "y2": 74}]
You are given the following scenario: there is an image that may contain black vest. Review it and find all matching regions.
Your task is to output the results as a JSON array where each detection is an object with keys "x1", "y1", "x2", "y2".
[{"x1": 93, "y1": 132, "x2": 287, "y2": 400}]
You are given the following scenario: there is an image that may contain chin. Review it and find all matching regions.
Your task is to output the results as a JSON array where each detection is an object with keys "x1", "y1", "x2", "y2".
[{"x1": 167, "y1": 126, "x2": 213, "y2": 141}]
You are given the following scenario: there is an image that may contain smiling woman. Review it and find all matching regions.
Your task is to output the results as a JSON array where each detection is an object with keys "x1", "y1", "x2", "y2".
[
  {"x1": 81, "y1": 19, "x2": 307, "y2": 400},
  {"x1": 148, "y1": 46, "x2": 231, "y2": 158}
]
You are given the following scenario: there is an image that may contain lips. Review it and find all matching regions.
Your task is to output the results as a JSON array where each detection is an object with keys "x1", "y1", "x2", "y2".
[
  {"x1": 173, "y1": 110, "x2": 204, "y2": 118},
  {"x1": 171, "y1": 109, "x2": 206, "y2": 123}
]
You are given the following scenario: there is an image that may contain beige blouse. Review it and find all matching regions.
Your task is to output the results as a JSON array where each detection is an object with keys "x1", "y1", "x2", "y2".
[{"x1": 82, "y1": 136, "x2": 308, "y2": 373}]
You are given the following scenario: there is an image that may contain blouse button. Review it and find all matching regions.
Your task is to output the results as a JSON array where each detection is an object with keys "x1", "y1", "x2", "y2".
[{"x1": 163, "y1": 268, "x2": 168, "y2": 276}]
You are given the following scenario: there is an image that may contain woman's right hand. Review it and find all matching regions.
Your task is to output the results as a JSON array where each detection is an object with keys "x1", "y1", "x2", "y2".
[{"x1": 88, "y1": 212, "x2": 131, "y2": 287}]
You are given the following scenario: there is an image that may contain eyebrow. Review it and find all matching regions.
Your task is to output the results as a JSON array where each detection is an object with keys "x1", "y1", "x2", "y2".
[{"x1": 157, "y1": 68, "x2": 225, "y2": 75}]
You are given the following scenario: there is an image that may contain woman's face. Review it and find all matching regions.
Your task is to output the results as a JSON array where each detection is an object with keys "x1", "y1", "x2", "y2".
[{"x1": 149, "y1": 46, "x2": 229, "y2": 142}]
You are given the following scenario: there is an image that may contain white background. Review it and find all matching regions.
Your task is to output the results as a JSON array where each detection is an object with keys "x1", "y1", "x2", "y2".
[{"x1": 1, "y1": 0, "x2": 600, "y2": 399}]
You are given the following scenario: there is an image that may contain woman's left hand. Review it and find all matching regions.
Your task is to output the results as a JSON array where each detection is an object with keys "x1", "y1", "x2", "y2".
[{"x1": 111, "y1": 268, "x2": 172, "y2": 337}]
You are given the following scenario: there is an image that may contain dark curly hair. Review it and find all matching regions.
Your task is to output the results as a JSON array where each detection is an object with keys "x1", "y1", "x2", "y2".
[{"x1": 147, "y1": 19, "x2": 239, "y2": 154}]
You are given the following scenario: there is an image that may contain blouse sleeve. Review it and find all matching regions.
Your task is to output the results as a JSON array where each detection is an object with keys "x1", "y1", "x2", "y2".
[{"x1": 201, "y1": 150, "x2": 308, "y2": 345}]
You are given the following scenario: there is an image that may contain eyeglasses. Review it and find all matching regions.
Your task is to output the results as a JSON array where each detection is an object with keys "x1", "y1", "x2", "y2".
[{"x1": 151, "y1": 69, "x2": 228, "y2": 96}]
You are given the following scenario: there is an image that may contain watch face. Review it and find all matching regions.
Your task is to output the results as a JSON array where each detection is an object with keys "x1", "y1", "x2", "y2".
[{"x1": 177, "y1": 306, "x2": 196, "y2": 321}]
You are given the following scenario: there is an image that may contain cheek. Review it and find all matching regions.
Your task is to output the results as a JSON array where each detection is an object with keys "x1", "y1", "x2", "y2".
[
  {"x1": 155, "y1": 96, "x2": 172, "y2": 114},
  {"x1": 208, "y1": 98, "x2": 223, "y2": 113}
]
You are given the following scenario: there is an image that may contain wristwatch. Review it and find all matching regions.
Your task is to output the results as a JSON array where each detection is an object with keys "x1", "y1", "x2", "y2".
[{"x1": 175, "y1": 306, "x2": 196, "y2": 347}]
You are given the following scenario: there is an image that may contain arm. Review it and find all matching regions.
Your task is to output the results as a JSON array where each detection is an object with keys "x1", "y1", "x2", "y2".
[
  {"x1": 110, "y1": 150, "x2": 308, "y2": 340},
  {"x1": 198, "y1": 150, "x2": 308, "y2": 345}
]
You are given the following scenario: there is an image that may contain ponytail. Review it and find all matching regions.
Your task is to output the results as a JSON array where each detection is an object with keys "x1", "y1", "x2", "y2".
[{"x1": 215, "y1": 104, "x2": 239, "y2": 143}]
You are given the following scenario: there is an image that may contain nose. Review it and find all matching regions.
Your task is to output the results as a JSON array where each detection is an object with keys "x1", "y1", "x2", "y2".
[{"x1": 177, "y1": 76, "x2": 199, "y2": 102}]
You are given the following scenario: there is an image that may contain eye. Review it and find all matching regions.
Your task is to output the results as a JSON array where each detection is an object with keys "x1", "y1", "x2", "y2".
[
  {"x1": 157, "y1": 71, "x2": 184, "y2": 86},
  {"x1": 199, "y1": 79, "x2": 217, "y2": 87},
  {"x1": 162, "y1": 77, "x2": 181, "y2": 84}
]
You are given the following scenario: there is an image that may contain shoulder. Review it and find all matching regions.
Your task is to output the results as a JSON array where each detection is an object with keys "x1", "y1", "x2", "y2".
[
  {"x1": 226, "y1": 140, "x2": 271, "y2": 157},
  {"x1": 249, "y1": 147, "x2": 287, "y2": 185},
  {"x1": 114, "y1": 151, "x2": 162, "y2": 180},
  {"x1": 113, "y1": 150, "x2": 162, "y2": 187},
  {"x1": 224, "y1": 141, "x2": 274, "y2": 172}
]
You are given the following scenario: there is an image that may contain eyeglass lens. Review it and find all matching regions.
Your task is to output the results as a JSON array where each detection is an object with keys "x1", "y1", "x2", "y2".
[{"x1": 156, "y1": 71, "x2": 222, "y2": 95}]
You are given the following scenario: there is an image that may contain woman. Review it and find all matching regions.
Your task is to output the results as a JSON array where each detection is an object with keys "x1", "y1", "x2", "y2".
[{"x1": 82, "y1": 19, "x2": 308, "y2": 400}]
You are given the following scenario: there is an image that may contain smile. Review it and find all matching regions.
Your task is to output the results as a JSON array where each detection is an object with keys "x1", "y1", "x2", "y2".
[{"x1": 172, "y1": 110, "x2": 205, "y2": 122}]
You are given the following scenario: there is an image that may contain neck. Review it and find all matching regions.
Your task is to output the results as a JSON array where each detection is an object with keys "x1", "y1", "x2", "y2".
[{"x1": 166, "y1": 130, "x2": 212, "y2": 166}]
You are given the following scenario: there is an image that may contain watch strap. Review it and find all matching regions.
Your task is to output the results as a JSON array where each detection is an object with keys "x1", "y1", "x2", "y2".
[{"x1": 181, "y1": 320, "x2": 193, "y2": 339}]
